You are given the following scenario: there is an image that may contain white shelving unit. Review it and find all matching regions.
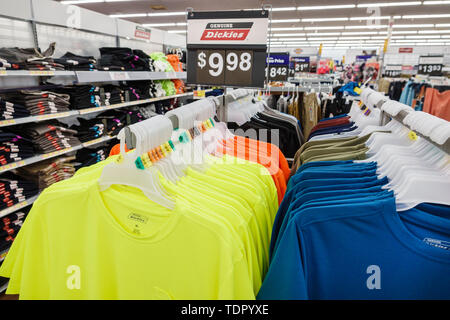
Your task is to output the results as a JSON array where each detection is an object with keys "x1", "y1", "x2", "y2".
[
  {"x1": 0, "y1": 92, "x2": 194, "y2": 127},
  {"x1": 0, "y1": 135, "x2": 117, "y2": 174}
]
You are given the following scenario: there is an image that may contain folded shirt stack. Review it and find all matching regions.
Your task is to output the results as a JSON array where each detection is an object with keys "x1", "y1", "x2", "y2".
[
  {"x1": 16, "y1": 122, "x2": 81, "y2": 154},
  {"x1": 16, "y1": 155, "x2": 76, "y2": 190},
  {"x1": 0, "y1": 209, "x2": 28, "y2": 254},
  {"x1": 54, "y1": 52, "x2": 97, "y2": 71},
  {"x1": 0, "y1": 173, "x2": 39, "y2": 210},
  {"x1": 1, "y1": 90, "x2": 71, "y2": 116},
  {"x1": 0, "y1": 132, "x2": 35, "y2": 166},
  {"x1": 75, "y1": 144, "x2": 111, "y2": 170},
  {"x1": 71, "y1": 118, "x2": 105, "y2": 142},
  {"x1": 53, "y1": 85, "x2": 102, "y2": 110},
  {"x1": 98, "y1": 47, "x2": 154, "y2": 71},
  {"x1": 96, "y1": 109, "x2": 144, "y2": 136},
  {"x1": 102, "y1": 85, "x2": 126, "y2": 106},
  {"x1": 0, "y1": 43, "x2": 63, "y2": 71},
  {"x1": 0, "y1": 97, "x2": 31, "y2": 120}
]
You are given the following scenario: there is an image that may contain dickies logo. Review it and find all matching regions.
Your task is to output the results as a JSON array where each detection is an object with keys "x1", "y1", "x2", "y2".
[{"x1": 200, "y1": 22, "x2": 253, "y2": 41}]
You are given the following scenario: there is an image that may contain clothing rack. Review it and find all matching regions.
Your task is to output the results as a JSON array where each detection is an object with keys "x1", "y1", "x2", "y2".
[{"x1": 361, "y1": 87, "x2": 450, "y2": 154}]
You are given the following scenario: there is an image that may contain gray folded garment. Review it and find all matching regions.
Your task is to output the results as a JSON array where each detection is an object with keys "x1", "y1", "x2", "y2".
[{"x1": 0, "y1": 43, "x2": 55, "y2": 64}]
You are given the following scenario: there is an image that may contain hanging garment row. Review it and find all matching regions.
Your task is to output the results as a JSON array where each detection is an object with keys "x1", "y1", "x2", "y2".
[
  {"x1": 257, "y1": 87, "x2": 450, "y2": 299},
  {"x1": 378, "y1": 77, "x2": 450, "y2": 121},
  {"x1": 0, "y1": 94, "x2": 291, "y2": 299},
  {"x1": 226, "y1": 90, "x2": 304, "y2": 159}
]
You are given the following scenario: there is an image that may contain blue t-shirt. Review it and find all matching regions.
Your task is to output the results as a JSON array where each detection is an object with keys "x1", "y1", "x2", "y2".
[
  {"x1": 271, "y1": 190, "x2": 392, "y2": 259},
  {"x1": 258, "y1": 197, "x2": 450, "y2": 300}
]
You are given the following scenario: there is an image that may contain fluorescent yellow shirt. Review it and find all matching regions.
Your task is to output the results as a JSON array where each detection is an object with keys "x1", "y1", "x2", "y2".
[{"x1": 1, "y1": 181, "x2": 254, "y2": 299}]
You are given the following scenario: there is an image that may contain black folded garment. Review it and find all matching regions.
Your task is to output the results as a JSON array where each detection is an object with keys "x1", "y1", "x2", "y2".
[
  {"x1": 53, "y1": 85, "x2": 102, "y2": 110},
  {"x1": 12, "y1": 121, "x2": 81, "y2": 154},
  {"x1": 70, "y1": 117, "x2": 105, "y2": 142},
  {"x1": 0, "y1": 132, "x2": 35, "y2": 166},
  {"x1": 0, "y1": 172, "x2": 39, "y2": 210},
  {"x1": 98, "y1": 47, "x2": 152, "y2": 71},
  {"x1": 75, "y1": 143, "x2": 113, "y2": 170},
  {"x1": 54, "y1": 52, "x2": 97, "y2": 71},
  {"x1": 0, "y1": 97, "x2": 31, "y2": 120}
]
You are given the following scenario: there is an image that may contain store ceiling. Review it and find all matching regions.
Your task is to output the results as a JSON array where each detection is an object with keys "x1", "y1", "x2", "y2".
[{"x1": 54, "y1": 0, "x2": 450, "y2": 48}]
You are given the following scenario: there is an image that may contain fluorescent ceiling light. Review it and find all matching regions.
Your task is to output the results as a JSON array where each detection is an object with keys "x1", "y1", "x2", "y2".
[
  {"x1": 271, "y1": 7, "x2": 297, "y2": 11},
  {"x1": 302, "y1": 17, "x2": 349, "y2": 22},
  {"x1": 405, "y1": 35, "x2": 441, "y2": 38},
  {"x1": 298, "y1": 4, "x2": 356, "y2": 10},
  {"x1": 390, "y1": 30, "x2": 418, "y2": 34},
  {"x1": 345, "y1": 25, "x2": 387, "y2": 29},
  {"x1": 277, "y1": 37, "x2": 307, "y2": 41},
  {"x1": 272, "y1": 19, "x2": 301, "y2": 23},
  {"x1": 341, "y1": 31, "x2": 379, "y2": 35},
  {"x1": 143, "y1": 23, "x2": 176, "y2": 27},
  {"x1": 168, "y1": 30, "x2": 187, "y2": 33},
  {"x1": 62, "y1": 0, "x2": 137, "y2": 3},
  {"x1": 402, "y1": 14, "x2": 450, "y2": 18},
  {"x1": 305, "y1": 32, "x2": 341, "y2": 36},
  {"x1": 272, "y1": 33, "x2": 306, "y2": 37},
  {"x1": 436, "y1": 24, "x2": 450, "y2": 27},
  {"x1": 350, "y1": 16, "x2": 391, "y2": 21},
  {"x1": 110, "y1": 13, "x2": 147, "y2": 18},
  {"x1": 147, "y1": 12, "x2": 186, "y2": 17},
  {"x1": 339, "y1": 36, "x2": 368, "y2": 40},
  {"x1": 357, "y1": 2, "x2": 421, "y2": 8},
  {"x1": 419, "y1": 30, "x2": 450, "y2": 33},
  {"x1": 307, "y1": 37, "x2": 338, "y2": 41},
  {"x1": 304, "y1": 26, "x2": 344, "y2": 30},
  {"x1": 371, "y1": 36, "x2": 388, "y2": 39},
  {"x1": 271, "y1": 27, "x2": 303, "y2": 31},
  {"x1": 443, "y1": 35, "x2": 450, "y2": 37},
  {"x1": 423, "y1": 1, "x2": 450, "y2": 4},
  {"x1": 394, "y1": 24, "x2": 435, "y2": 28}
]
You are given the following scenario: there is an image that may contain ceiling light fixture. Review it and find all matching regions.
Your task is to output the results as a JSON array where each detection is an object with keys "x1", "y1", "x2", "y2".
[
  {"x1": 302, "y1": 17, "x2": 349, "y2": 22},
  {"x1": 423, "y1": 0, "x2": 450, "y2": 4},
  {"x1": 109, "y1": 13, "x2": 147, "y2": 18},
  {"x1": 357, "y1": 2, "x2": 422, "y2": 8},
  {"x1": 272, "y1": 19, "x2": 301, "y2": 23},
  {"x1": 402, "y1": 14, "x2": 450, "y2": 18},
  {"x1": 297, "y1": 4, "x2": 356, "y2": 10},
  {"x1": 147, "y1": 12, "x2": 186, "y2": 17}
]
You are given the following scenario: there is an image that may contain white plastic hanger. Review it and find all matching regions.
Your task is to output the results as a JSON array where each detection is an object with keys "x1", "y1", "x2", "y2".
[{"x1": 98, "y1": 115, "x2": 175, "y2": 209}]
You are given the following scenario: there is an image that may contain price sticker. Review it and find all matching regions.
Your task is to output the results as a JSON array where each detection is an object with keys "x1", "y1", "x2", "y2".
[
  {"x1": 0, "y1": 70, "x2": 7, "y2": 76},
  {"x1": 408, "y1": 131, "x2": 418, "y2": 141},
  {"x1": 109, "y1": 72, "x2": 130, "y2": 81}
]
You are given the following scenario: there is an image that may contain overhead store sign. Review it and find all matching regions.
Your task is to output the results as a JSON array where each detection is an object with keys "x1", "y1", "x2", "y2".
[
  {"x1": 266, "y1": 52, "x2": 290, "y2": 82},
  {"x1": 418, "y1": 55, "x2": 444, "y2": 76},
  {"x1": 186, "y1": 10, "x2": 269, "y2": 88},
  {"x1": 399, "y1": 48, "x2": 413, "y2": 54},
  {"x1": 134, "y1": 26, "x2": 151, "y2": 40}
]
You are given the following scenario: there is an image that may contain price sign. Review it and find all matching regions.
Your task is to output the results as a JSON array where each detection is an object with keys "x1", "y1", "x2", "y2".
[
  {"x1": 195, "y1": 50, "x2": 253, "y2": 86},
  {"x1": 418, "y1": 55, "x2": 444, "y2": 76},
  {"x1": 266, "y1": 52, "x2": 290, "y2": 81},
  {"x1": 187, "y1": 10, "x2": 269, "y2": 88},
  {"x1": 292, "y1": 56, "x2": 310, "y2": 73},
  {"x1": 384, "y1": 65, "x2": 402, "y2": 77}
]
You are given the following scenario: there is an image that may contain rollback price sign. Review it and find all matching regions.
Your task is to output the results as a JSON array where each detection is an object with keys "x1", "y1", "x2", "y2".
[
  {"x1": 266, "y1": 53, "x2": 290, "y2": 82},
  {"x1": 186, "y1": 10, "x2": 269, "y2": 88}
]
